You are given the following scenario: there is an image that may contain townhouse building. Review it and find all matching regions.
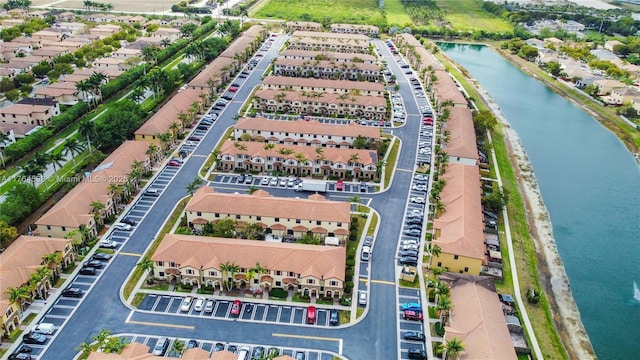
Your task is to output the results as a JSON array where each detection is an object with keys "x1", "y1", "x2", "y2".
[
  {"x1": 233, "y1": 116, "x2": 380, "y2": 147},
  {"x1": 279, "y1": 49, "x2": 376, "y2": 64},
  {"x1": 88, "y1": 24, "x2": 122, "y2": 39},
  {"x1": 262, "y1": 75, "x2": 385, "y2": 96},
  {"x1": 1, "y1": 236, "x2": 74, "y2": 339},
  {"x1": 253, "y1": 88, "x2": 387, "y2": 120},
  {"x1": 217, "y1": 140, "x2": 378, "y2": 179},
  {"x1": 0, "y1": 97, "x2": 60, "y2": 127},
  {"x1": 55, "y1": 11, "x2": 76, "y2": 22},
  {"x1": 273, "y1": 57, "x2": 381, "y2": 81},
  {"x1": 610, "y1": 87, "x2": 640, "y2": 105},
  {"x1": 36, "y1": 141, "x2": 151, "y2": 239},
  {"x1": 288, "y1": 31, "x2": 371, "y2": 53},
  {"x1": 429, "y1": 69, "x2": 469, "y2": 108},
  {"x1": 188, "y1": 56, "x2": 236, "y2": 92},
  {"x1": 152, "y1": 234, "x2": 346, "y2": 298},
  {"x1": 31, "y1": 30, "x2": 65, "y2": 43},
  {"x1": 285, "y1": 21, "x2": 323, "y2": 32},
  {"x1": 93, "y1": 56, "x2": 128, "y2": 71},
  {"x1": 430, "y1": 163, "x2": 485, "y2": 275},
  {"x1": 331, "y1": 23, "x2": 379, "y2": 38},
  {"x1": 441, "y1": 107, "x2": 479, "y2": 165}
]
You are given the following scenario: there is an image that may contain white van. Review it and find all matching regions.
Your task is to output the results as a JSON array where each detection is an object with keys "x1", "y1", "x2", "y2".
[
  {"x1": 237, "y1": 346, "x2": 251, "y2": 360},
  {"x1": 33, "y1": 323, "x2": 55, "y2": 335}
]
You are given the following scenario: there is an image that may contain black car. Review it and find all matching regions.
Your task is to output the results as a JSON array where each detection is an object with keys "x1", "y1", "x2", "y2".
[
  {"x1": 251, "y1": 346, "x2": 264, "y2": 359},
  {"x1": 196, "y1": 125, "x2": 209, "y2": 130},
  {"x1": 221, "y1": 94, "x2": 234, "y2": 100},
  {"x1": 399, "y1": 256, "x2": 418, "y2": 266},
  {"x1": 237, "y1": 174, "x2": 245, "y2": 183},
  {"x1": 406, "y1": 218, "x2": 423, "y2": 225},
  {"x1": 186, "y1": 339, "x2": 198, "y2": 349},
  {"x1": 404, "y1": 229, "x2": 421, "y2": 237},
  {"x1": 78, "y1": 267, "x2": 96, "y2": 275},
  {"x1": 121, "y1": 217, "x2": 137, "y2": 226},
  {"x1": 83, "y1": 260, "x2": 103, "y2": 268},
  {"x1": 213, "y1": 343, "x2": 225, "y2": 352},
  {"x1": 91, "y1": 252, "x2": 113, "y2": 262},
  {"x1": 8, "y1": 353, "x2": 32, "y2": 360},
  {"x1": 404, "y1": 331, "x2": 425, "y2": 341},
  {"x1": 401, "y1": 250, "x2": 419, "y2": 257},
  {"x1": 227, "y1": 345, "x2": 238, "y2": 353},
  {"x1": 61, "y1": 287, "x2": 83, "y2": 298},
  {"x1": 406, "y1": 225, "x2": 422, "y2": 231},
  {"x1": 407, "y1": 348, "x2": 428, "y2": 359},
  {"x1": 231, "y1": 83, "x2": 240, "y2": 87},
  {"x1": 23, "y1": 332, "x2": 47, "y2": 344},
  {"x1": 329, "y1": 309, "x2": 340, "y2": 325}
]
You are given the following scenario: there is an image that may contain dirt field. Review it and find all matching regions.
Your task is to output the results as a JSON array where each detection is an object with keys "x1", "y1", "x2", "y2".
[{"x1": 30, "y1": 0, "x2": 180, "y2": 14}]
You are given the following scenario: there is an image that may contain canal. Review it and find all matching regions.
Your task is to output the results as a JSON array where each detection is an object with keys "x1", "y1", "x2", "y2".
[{"x1": 439, "y1": 43, "x2": 640, "y2": 359}]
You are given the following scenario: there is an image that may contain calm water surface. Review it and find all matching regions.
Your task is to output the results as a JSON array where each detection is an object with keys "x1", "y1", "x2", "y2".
[{"x1": 439, "y1": 43, "x2": 640, "y2": 360}]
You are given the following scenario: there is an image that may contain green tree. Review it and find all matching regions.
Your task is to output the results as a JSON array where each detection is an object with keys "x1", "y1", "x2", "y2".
[
  {"x1": 19, "y1": 161, "x2": 45, "y2": 187},
  {"x1": 78, "y1": 118, "x2": 96, "y2": 153},
  {"x1": 443, "y1": 337, "x2": 465, "y2": 360},
  {"x1": 211, "y1": 218, "x2": 236, "y2": 238},
  {"x1": 0, "y1": 182, "x2": 40, "y2": 225},
  {"x1": 0, "y1": 220, "x2": 19, "y2": 247},
  {"x1": 48, "y1": 151, "x2": 65, "y2": 180},
  {"x1": 472, "y1": 110, "x2": 497, "y2": 133},
  {"x1": 186, "y1": 177, "x2": 204, "y2": 195},
  {"x1": 219, "y1": 261, "x2": 240, "y2": 291},
  {"x1": 482, "y1": 189, "x2": 509, "y2": 214},
  {"x1": 63, "y1": 138, "x2": 84, "y2": 166}
]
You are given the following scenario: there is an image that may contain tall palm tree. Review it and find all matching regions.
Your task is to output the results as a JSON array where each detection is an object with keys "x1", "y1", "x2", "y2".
[
  {"x1": 49, "y1": 152, "x2": 65, "y2": 180},
  {"x1": 32, "y1": 151, "x2": 50, "y2": 168},
  {"x1": 294, "y1": 152, "x2": 307, "y2": 176},
  {"x1": 78, "y1": 119, "x2": 96, "y2": 153},
  {"x1": 430, "y1": 244, "x2": 441, "y2": 257},
  {"x1": 169, "y1": 122, "x2": 181, "y2": 140},
  {"x1": 146, "y1": 143, "x2": 159, "y2": 164},
  {"x1": 219, "y1": 261, "x2": 240, "y2": 291},
  {"x1": 90, "y1": 200, "x2": 105, "y2": 224},
  {"x1": 20, "y1": 161, "x2": 45, "y2": 187},
  {"x1": 136, "y1": 257, "x2": 155, "y2": 279},
  {"x1": 157, "y1": 132, "x2": 172, "y2": 152},
  {"x1": 63, "y1": 138, "x2": 84, "y2": 166},
  {"x1": 443, "y1": 337, "x2": 465, "y2": 360},
  {"x1": 5, "y1": 286, "x2": 30, "y2": 311},
  {"x1": 0, "y1": 131, "x2": 10, "y2": 168},
  {"x1": 436, "y1": 294, "x2": 452, "y2": 325},
  {"x1": 107, "y1": 183, "x2": 123, "y2": 206},
  {"x1": 74, "y1": 79, "x2": 92, "y2": 104}
]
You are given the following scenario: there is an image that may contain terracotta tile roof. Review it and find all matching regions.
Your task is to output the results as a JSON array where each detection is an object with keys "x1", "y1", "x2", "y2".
[
  {"x1": 331, "y1": 23, "x2": 378, "y2": 31},
  {"x1": 234, "y1": 116, "x2": 380, "y2": 139},
  {"x1": 36, "y1": 141, "x2": 148, "y2": 228},
  {"x1": 210, "y1": 350, "x2": 238, "y2": 360},
  {"x1": 286, "y1": 21, "x2": 322, "y2": 28},
  {"x1": 0, "y1": 103, "x2": 52, "y2": 116},
  {"x1": 0, "y1": 236, "x2": 70, "y2": 310},
  {"x1": 433, "y1": 164, "x2": 485, "y2": 260},
  {"x1": 442, "y1": 107, "x2": 478, "y2": 160},
  {"x1": 189, "y1": 56, "x2": 235, "y2": 89},
  {"x1": 279, "y1": 49, "x2": 376, "y2": 63},
  {"x1": 255, "y1": 88, "x2": 386, "y2": 108},
  {"x1": 219, "y1": 139, "x2": 377, "y2": 166},
  {"x1": 181, "y1": 348, "x2": 212, "y2": 359},
  {"x1": 153, "y1": 234, "x2": 346, "y2": 281},
  {"x1": 443, "y1": 273, "x2": 518, "y2": 360},
  {"x1": 274, "y1": 57, "x2": 380, "y2": 72},
  {"x1": 242, "y1": 25, "x2": 265, "y2": 39},
  {"x1": 87, "y1": 342, "x2": 152, "y2": 359},
  {"x1": 219, "y1": 36, "x2": 254, "y2": 59},
  {"x1": 0, "y1": 122, "x2": 38, "y2": 136},
  {"x1": 263, "y1": 75, "x2": 385, "y2": 93},
  {"x1": 434, "y1": 69, "x2": 468, "y2": 106},
  {"x1": 135, "y1": 88, "x2": 203, "y2": 136},
  {"x1": 186, "y1": 186, "x2": 351, "y2": 224}
]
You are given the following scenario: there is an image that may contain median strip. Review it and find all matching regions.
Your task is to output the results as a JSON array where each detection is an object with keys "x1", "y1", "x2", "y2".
[{"x1": 127, "y1": 320, "x2": 194, "y2": 330}]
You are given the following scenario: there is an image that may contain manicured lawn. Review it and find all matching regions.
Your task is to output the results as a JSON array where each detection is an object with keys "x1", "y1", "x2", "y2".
[
  {"x1": 292, "y1": 293, "x2": 311, "y2": 303},
  {"x1": 131, "y1": 293, "x2": 146, "y2": 307},
  {"x1": 384, "y1": 136, "x2": 400, "y2": 189},
  {"x1": 254, "y1": 0, "x2": 387, "y2": 27},
  {"x1": 22, "y1": 312, "x2": 37, "y2": 325},
  {"x1": 385, "y1": 0, "x2": 413, "y2": 26},
  {"x1": 399, "y1": 278, "x2": 419, "y2": 288},
  {"x1": 434, "y1": 0, "x2": 513, "y2": 33}
]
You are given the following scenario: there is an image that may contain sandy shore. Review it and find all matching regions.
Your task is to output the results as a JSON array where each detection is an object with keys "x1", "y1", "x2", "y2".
[{"x1": 474, "y1": 84, "x2": 596, "y2": 359}]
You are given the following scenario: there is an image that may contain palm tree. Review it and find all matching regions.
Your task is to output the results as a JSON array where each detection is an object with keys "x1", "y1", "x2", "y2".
[
  {"x1": 186, "y1": 178, "x2": 204, "y2": 196},
  {"x1": 49, "y1": 152, "x2": 65, "y2": 180},
  {"x1": 5, "y1": 286, "x2": 30, "y2": 311},
  {"x1": 146, "y1": 143, "x2": 159, "y2": 164},
  {"x1": 436, "y1": 294, "x2": 452, "y2": 324},
  {"x1": 219, "y1": 261, "x2": 240, "y2": 292},
  {"x1": 74, "y1": 79, "x2": 92, "y2": 103},
  {"x1": 76, "y1": 341, "x2": 94, "y2": 354},
  {"x1": 32, "y1": 151, "x2": 50, "y2": 168},
  {"x1": 157, "y1": 132, "x2": 172, "y2": 152},
  {"x1": 430, "y1": 244, "x2": 441, "y2": 257},
  {"x1": 443, "y1": 337, "x2": 465, "y2": 360},
  {"x1": 136, "y1": 257, "x2": 155, "y2": 279},
  {"x1": 251, "y1": 262, "x2": 269, "y2": 290},
  {"x1": 170, "y1": 338, "x2": 185, "y2": 356},
  {"x1": 20, "y1": 161, "x2": 45, "y2": 187},
  {"x1": 169, "y1": 122, "x2": 181, "y2": 140},
  {"x1": 78, "y1": 119, "x2": 96, "y2": 153},
  {"x1": 63, "y1": 138, "x2": 84, "y2": 166},
  {"x1": 107, "y1": 183, "x2": 123, "y2": 206},
  {"x1": 90, "y1": 200, "x2": 105, "y2": 224},
  {"x1": 294, "y1": 152, "x2": 307, "y2": 176},
  {"x1": 0, "y1": 131, "x2": 10, "y2": 167}
]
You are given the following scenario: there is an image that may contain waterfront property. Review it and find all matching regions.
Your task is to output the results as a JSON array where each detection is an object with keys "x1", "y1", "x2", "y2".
[
  {"x1": 261, "y1": 75, "x2": 386, "y2": 96},
  {"x1": 441, "y1": 107, "x2": 478, "y2": 165},
  {"x1": 1, "y1": 236, "x2": 75, "y2": 339},
  {"x1": 288, "y1": 31, "x2": 370, "y2": 53},
  {"x1": 152, "y1": 234, "x2": 346, "y2": 297},
  {"x1": 185, "y1": 187, "x2": 351, "y2": 241},
  {"x1": 273, "y1": 57, "x2": 382, "y2": 81},
  {"x1": 279, "y1": 49, "x2": 377, "y2": 64}
]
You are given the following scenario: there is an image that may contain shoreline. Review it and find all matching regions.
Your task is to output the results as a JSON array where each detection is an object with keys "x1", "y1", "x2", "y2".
[{"x1": 472, "y1": 82, "x2": 596, "y2": 359}]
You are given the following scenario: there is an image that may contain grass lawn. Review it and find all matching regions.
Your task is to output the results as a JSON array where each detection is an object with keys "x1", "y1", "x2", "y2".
[
  {"x1": 22, "y1": 312, "x2": 37, "y2": 325},
  {"x1": 356, "y1": 307, "x2": 364, "y2": 319},
  {"x1": 254, "y1": 0, "x2": 386, "y2": 26},
  {"x1": 339, "y1": 310, "x2": 350, "y2": 324},
  {"x1": 384, "y1": 0, "x2": 413, "y2": 26},
  {"x1": 399, "y1": 278, "x2": 419, "y2": 288},
  {"x1": 384, "y1": 136, "x2": 400, "y2": 189},
  {"x1": 131, "y1": 293, "x2": 146, "y2": 307},
  {"x1": 143, "y1": 283, "x2": 169, "y2": 291},
  {"x1": 434, "y1": 0, "x2": 513, "y2": 33},
  {"x1": 292, "y1": 293, "x2": 311, "y2": 303}
]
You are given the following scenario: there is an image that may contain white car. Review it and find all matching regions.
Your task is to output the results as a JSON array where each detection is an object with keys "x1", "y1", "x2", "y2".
[
  {"x1": 415, "y1": 175, "x2": 428, "y2": 181},
  {"x1": 204, "y1": 299, "x2": 215, "y2": 313},
  {"x1": 358, "y1": 291, "x2": 367, "y2": 305},
  {"x1": 410, "y1": 196, "x2": 426, "y2": 204},
  {"x1": 193, "y1": 297, "x2": 205, "y2": 312},
  {"x1": 99, "y1": 239, "x2": 117, "y2": 248},
  {"x1": 113, "y1": 222, "x2": 131, "y2": 231},
  {"x1": 287, "y1": 178, "x2": 295, "y2": 187},
  {"x1": 33, "y1": 323, "x2": 55, "y2": 335},
  {"x1": 412, "y1": 185, "x2": 427, "y2": 191},
  {"x1": 402, "y1": 244, "x2": 420, "y2": 251},
  {"x1": 269, "y1": 177, "x2": 278, "y2": 186},
  {"x1": 401, "y1": 239, "x2": 419, "y2": 246},
  {"x1": 261, "y1": 177, "x2": 270, "y2": 185},
  {"x1": 180, "y1": 296, "x2": 193, "y2": 312}
]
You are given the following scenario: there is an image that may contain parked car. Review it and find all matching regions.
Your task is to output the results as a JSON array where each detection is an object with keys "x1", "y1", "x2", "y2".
[
  {"x1": 61, "y1": 287, "x2": 83, "y2": 298},
  {"x1": 410, "y1": 196, "x2": 425, "y2": 204},
  {"x1": 99, "y1": 239, "x2": 117, "y2": 248},
  {"x1": 401, "y1": 303, "x2": 422, "y2": 311},
  {"x1": 193, "y1": 297, "x2": 205, "y2": 312},
  {"x1": 403, "y1": 310, "x2": 424, "y2": 321},
  {"x1": 238, "y1": 174, "x2": 245, "y2": 183},
  {"x1": 336, "y1": 179, "x2": 344, "y2": 191},
  {"x1": 144, "y1": 189, "x2": 161, "y2": 197},
  {"x1": 121, "y1": 217, "x2": 137, "y2": 225},
  {"x1": 407, "y1": 348, "x2": 428, "y2": 359},
  {"x1": 404, "y1": 229, "x2": 421, "y2": 237},
  {"x1": 196, "y1": 125, "x2": 209, "y2": 131},
  {"x1": 204, "y1": 299, "x2": 215, "y2": 313},
  {"x1": 329, "y1": 309, "x2": 340, "y2": 326},
  {"x1": 213, "y1": 343, "x2": 225, "y2": 352},
  {"x1": 245, "y1": 174, "x2": 253, "y2": 184},
  {"x1": 261, "y1": 176, "x2": 270, "y2": 185},
  {"x1": 269, "y1": 177, "x2": 278, "y2": 186},
  {"x1": 231, "y1": 299, "x2": 241, "y2": 316},
  {"x1": 360, "y1": 181, "x2": 367, "y2": 192},
  {"x1": 358, "y1": 291, "x2": 367, "y2": 305},
  {"x1": 361, "y1": 246, "x2": 371, "y2": 261},
  {"x1": 83, "y1": 259, "x2": 103, "y2": 268},
  {"x1": 113, "y1": 222, "x2": 131, "y2": 231},
  {"x1": 252, "y1": 346, "x2": 265, "y2": 359},
  {"x1": 412, "y1": 184, "x2": 427, "y2": 192},
  {"x1": 186, "y1": 339, "x2": 198, "y2": 349},
  {"x1": 399, "y1": 256, "x2": 418, "y2": 266},
  {"x1": 228, "y1": 86, "x2": 238, "y2": 92},
  {"x1": 400, "y1": 249, "x2": 419, "y2": 257},
  {"x1": 91, "y1": 252, "x2": 113, "y2": 262},
  {"x1": 187, "y1": 136, "x2": 201, "y2": 142},
  {"x1": 22, "y1": 332, "x2": 47, "y2": 344},
  {"x1": 363, "y1": 236, "x2": 373, "y2": 247},
  {"x1": 152, "y1": 338, "x2": 169, "y2": 356},
  {"x1": 227, "y1": 345, "x2": 238, "y2": 353},
  {"x1": 33, "y1": 323, "x2": 55, "y2": 335},
  {"x1": 78, "y1": 267, "x2": 97, "y2": 275},
  {"x1": 401, "y1": 239, "x2": 418, "y2": 246},
  {"x1": 180, "y1": 296, "x2": 193, "y2": 312},
  {"x1": 295, "y1": 352, "x2": 305, "y2": 360},
  {"x1": 403, "y1": 331, "x2": 425, "y2": 341}
]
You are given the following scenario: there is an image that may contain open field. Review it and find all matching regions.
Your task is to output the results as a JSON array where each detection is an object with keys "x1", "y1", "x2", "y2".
[
  {"x1": 253, "y1": 0, "x2": 386, "y2": 26},
  {"x1": 434, "y1": 0, "x2": 513, "y2": 33},
  {"x1": 29, "y1": 0, "x2": 178, "y2": 14},
  {"x1": 384, "y1": 0, "x2": 413, "y2": 26}
]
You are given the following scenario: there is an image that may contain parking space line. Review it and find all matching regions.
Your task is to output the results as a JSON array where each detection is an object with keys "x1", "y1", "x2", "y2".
[
  {"x1": 272, "y1": 333, "x2": 341, "y2": 342},
  {"x1": 118, "y1": 252, "x2": 142, "y2": 257},
  {"x1": 126, "y1": 320, "x2": 195, "y2": 330}
]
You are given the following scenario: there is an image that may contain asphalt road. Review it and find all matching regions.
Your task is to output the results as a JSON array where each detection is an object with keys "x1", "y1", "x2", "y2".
[{"x1": 35, "y1": 38, "x2": 430, "y2": 360}]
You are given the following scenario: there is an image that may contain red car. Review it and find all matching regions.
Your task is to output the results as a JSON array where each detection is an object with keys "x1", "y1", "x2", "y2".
[
  {"x1": 423, "y1": 117, "x2": 433, "y2": 125},
  {"x1": 167, "y1": 160, "x2": 181, "y2": 167},
  {"x1": 230, "y1": 300, "x2": 241, "y2": 316},
  {"x1": 403, "y1": 310, "x2": 424, "y2": 321},
  {"x1": 336, "y1": 179, "x2": 344, "y2": 191},
  {"x1": 228, "y1": 87, "x2": 238, "y2": 92}
]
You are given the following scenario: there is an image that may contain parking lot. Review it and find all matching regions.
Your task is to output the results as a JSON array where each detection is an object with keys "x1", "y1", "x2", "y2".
[
  {"x1": 105, "y1": 334, "x2": 338, "y2": 359},
  {"x1": 137, "y1": 294, "x2": 342, "y2": 328},
  {"x1": 260, "y1": 113, "x2": 392, "y2": 128},
  {"x1": 397, "y1": 288, "x2": 428, "y2": 359}
]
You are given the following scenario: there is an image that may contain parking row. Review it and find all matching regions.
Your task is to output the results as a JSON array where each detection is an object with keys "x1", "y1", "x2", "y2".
[
  {"x1": 260, "y1": 113, "x2": 394, "y2": 128},
  {"x1": 211, "y1": 174, "x2": 374, "y2": 193},
  {"x1": 397, "y1": 288, "x2": 429, "y2": 360},
  {"x1": 137, "y1": 294, "x2": 341, "y2": 327}
]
